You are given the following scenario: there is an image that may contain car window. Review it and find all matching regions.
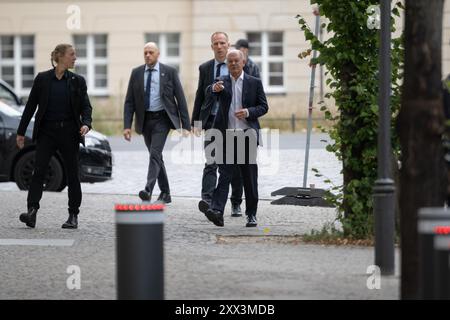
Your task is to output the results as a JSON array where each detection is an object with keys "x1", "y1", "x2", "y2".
[
  {"x1": 0, "y1": 101, "x2": 22, "y2": 117},
  {"x1": 0, "y1": 83, "x2": 19, "y2": 106}
]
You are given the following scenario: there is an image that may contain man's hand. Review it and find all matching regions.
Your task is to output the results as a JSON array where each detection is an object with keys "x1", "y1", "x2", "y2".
[
  {"x1": 235, "y1": 108, "x2": 248, "y2": 120},
  {"x1": 192, "y1": 127, "x2": 202, "y2": 137},
  {"x1": 179, "y1": 129, "x2": 190, "y2": 137},
  {"x1": 16, "y1": 135, "x2": 25, "y2": 149},
  {"x1": 80, "y1": 125, "x2": 90, "y2": 137},
  {"x1": 123, "y1": 128, "x2": 132, "y2": 141},
  {"x1": 212, "y1": 81, "x2": 224, "y2": 92}
]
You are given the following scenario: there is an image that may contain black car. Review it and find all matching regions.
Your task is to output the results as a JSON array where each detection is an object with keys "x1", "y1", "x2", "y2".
[
  {"x1": 0, "y1": 79, "x2": 24, "y2": 110},
  {"x1": 0, "y1": 101, "x2": 112, "y2": 191}
]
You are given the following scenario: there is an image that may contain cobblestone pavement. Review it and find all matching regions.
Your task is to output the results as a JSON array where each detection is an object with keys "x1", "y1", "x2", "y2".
[
  {"x1": 0, "y1": 133, "x2": 343, "y2": 200},
  {"x1": 0, "y1": 133, "x2": 400, "y2": 300},
  {"x1": 0, "y1": 191, "x2": 400, "y2": 300}
]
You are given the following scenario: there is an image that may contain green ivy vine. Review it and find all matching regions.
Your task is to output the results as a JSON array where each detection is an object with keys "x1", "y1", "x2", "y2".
[{"x1": 297, "y1": 0, "x2": 404, "y2": 239}]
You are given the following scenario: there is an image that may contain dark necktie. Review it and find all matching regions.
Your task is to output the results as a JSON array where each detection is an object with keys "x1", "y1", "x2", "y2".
[
  {"x1": 212, "y1": 63, "x2": 225, "y2": 116},
  {"x1": 144, "y1": 68, "x2": 154, "y2": 110},
  {"x1": 216, "y1": 62, "x2": 225, "y2": 78}
]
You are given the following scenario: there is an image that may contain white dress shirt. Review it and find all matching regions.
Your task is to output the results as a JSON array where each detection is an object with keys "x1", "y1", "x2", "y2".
[
  {"x1": 228, "y1": 72, "x2": 250, "y2": 130},
  {"x1": 144, "y1": 62, "x2": 163, "y2": 112}
]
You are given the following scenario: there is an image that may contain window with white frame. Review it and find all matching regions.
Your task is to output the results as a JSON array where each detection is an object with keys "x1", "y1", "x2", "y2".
[
  {"x1": 144, "y1": 33, "x2": 181, "y2": 72},
  {"x1": 247, "y1": 32, "x2": 284, "y2": 93},
  {"x1": 0, "y1": 35, "x2": 35, "y2": 97},
  {"x1": 73, "y1": 34, "x2": 108, "y2": 96}
]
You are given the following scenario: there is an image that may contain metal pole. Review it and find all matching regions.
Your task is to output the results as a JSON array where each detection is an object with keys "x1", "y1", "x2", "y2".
[
  {"x1": 373, "y1": 0, "x2": 395, "y2": 275},
  {"x1": 291, "y1": 113, "x2": 296, "y2": 132},
  {"x1": 319, "y1": 15, "x2": 324, "y2": 103},
  {"x1": 115, "y1": 203, "x2": 165, "y2": 300},
  {"x1": 302, "y1": 12, "x2": 320, "y2": 188}
]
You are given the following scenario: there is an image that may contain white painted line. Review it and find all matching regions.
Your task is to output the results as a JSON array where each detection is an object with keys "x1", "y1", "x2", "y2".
[{"x1": 0, "y1": 239, "x2": 75, "y2": 247}]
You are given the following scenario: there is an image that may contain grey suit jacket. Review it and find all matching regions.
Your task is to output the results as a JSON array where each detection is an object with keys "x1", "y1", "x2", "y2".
[{"x1": 123, "y1": 63, "x2": 191, "y2": 134}]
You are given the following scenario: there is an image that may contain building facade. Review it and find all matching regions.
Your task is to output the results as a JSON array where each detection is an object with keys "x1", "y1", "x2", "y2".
[{"x1": 0, "y1": 0, "x2": 449, "y2": 121}]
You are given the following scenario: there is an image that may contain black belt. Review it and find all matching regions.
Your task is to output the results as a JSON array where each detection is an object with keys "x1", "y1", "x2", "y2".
[
  {"x1": 146, "y1": 110, "x2": 165, "y2": 114},
  {"x1": 145, "y1": 110, "x2": 166, "y2": 117},
  {"x1": 42, "y1": 119, "x2": 76, "y2": 128}
]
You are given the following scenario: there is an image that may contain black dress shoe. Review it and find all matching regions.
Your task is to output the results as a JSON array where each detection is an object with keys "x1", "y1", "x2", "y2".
[
  {"x1": 62, "y1": 214, "x2": 78, "y2": 229},
  {"x1": 246, "y1": 214, "x2": 257, "y2": 227},
  {"x1": 157, "y1": 192, "x2": 171, "y2": 204},
  {"x1": 198, "y1": 200, "x2": 210, "y2": 214},
  {"x1": 19, "y1": 207, "x2": 38, "y2": 228},
  {"x1": 205, "y1": 209, "x2": 224, "y2": 227},
  {"x1": 139, "y1": 190, "x2": 151, "y2": 201},
  {"x1": 231, "y1": 203, "x2": 242, "y2": 217}
]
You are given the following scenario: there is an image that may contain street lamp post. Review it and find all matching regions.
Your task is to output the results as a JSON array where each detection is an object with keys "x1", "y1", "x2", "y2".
[{"x1": 373, "y1": 0, "x2": 396, "y2": 275}]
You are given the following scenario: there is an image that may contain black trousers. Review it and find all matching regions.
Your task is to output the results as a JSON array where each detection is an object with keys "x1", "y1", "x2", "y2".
[
  {"x1": 143, "y1": 111, "x2": 171, "y2": 196},
  {"x1": 201, "y1": 116, "x2": 243, "y2": 205},
  {"x1": 211, "y1": 132, "x2": 258, "y2": 216},
  {"x1": 27, "y1": 120, "x2": 81, "y2": 214},
  {"x1": 230, "y1": 166, "x2": 244, "y2": 205}
]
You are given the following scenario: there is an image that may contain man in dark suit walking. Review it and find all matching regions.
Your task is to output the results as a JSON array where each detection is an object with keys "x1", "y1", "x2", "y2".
[
  {"x1": 192, "y1": 32, "x2": 245, "y2": 217},
  {"x1": 234, "y1": 39, "x2": 261, "y2": 79},
  {"x1": 229, "y1": 38, "x2": 262, "y2": 216},
  {"x1": 123, "y1": 42, "x2": 191, "y2": 203},
  {"x1": 16, "y1": 43, "x2": 92, "y2": 229},
  {"x1": 204, "y1": 49, "x2": 268, "y2": 227}
]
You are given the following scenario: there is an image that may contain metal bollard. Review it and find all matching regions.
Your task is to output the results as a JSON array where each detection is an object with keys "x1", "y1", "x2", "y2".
[
  {"x1": 115, "y1": 203, "x2": 165, "y2": 300},
  {"x1": 291, "y1": 114, "x2": 296, "y2": 133},
  {"x1": 433, "y1": 235, "x2": 450, "y2": 299},
  {"x1": 418, "y1": 207, "x2": 450, "y2": 299}
]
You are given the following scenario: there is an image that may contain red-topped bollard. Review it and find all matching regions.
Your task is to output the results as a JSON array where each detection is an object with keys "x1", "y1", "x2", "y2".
[
  {"x1": 433, "y1": 234, "x2": 450, "y2": 299},
  {"x1": 115, "y1": 203, "x2": 165, "y2": 300},
  {"x1": 418, "y1": 208, "x2": 450, "y2": 299}
]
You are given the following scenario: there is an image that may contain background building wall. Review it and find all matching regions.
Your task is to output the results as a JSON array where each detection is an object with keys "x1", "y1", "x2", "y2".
[{"x1": 0, "y1": 0, "x2": 449, "y2": 130}]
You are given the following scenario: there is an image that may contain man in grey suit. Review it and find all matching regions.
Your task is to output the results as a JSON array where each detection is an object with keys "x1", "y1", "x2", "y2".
[{"x1": 123, "y1": 42, "x2": 191, "y2": 203}]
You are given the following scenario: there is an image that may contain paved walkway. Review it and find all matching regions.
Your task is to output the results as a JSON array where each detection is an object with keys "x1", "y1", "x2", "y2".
[
  {"x1": 0, "y1": 133, "x2": 343, "y2": 199},
  {"x1": 0, "y1": 191, "x2": 400, "y2": 300},
  {"x1": 0, "y1": 133, "x2": 400, "y2": 299}
]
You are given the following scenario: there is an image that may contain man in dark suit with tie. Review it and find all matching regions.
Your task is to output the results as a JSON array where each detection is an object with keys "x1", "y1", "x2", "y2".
[
  {"x1": 123, "y1": 42, "x2": 191, "y2": 203},
  {"x1": 204, "y1": 49, "x2": 268, "y2": 227},
  {"x1": 192, "y1": 32, "x2": 246, "y2": 218}
]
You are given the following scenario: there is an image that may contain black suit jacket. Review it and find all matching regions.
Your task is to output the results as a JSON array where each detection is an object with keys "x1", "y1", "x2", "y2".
[
  {"x1": 245, "y1": 58, "x2": 261, "y2": 79},
  {"x1": 443, "y1": 75, "x2": 450, "y2": 119},
  {"x1": 17, "y1": 68, "x2": 93, "y2": 145},
  {"x1": 191, "y1": 59, "x2": 216, "y2": 129},
  {"x1": 123, "y1": 63, "x2": 191, "y2": 134},
  {"x1": 207, "y1": 73, "x2": 268, "y2": 145}
]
